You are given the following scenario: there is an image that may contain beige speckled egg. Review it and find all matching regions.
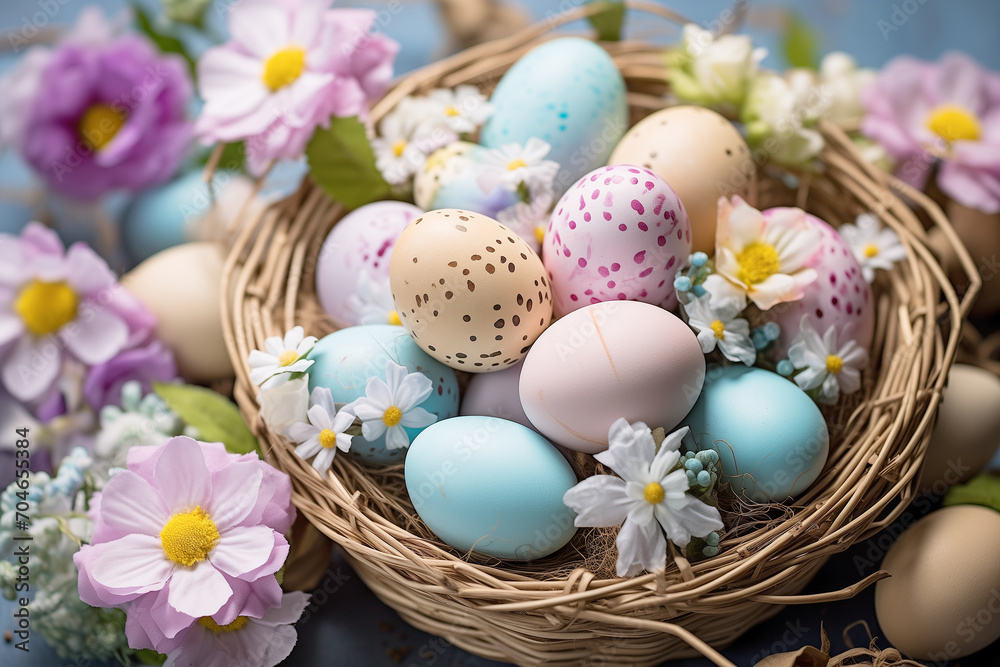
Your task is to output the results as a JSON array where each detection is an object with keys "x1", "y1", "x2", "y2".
[
  {"x1": 875, "y1": 505, "x2": 1000, "y2": 660},
  {"x1": 609, "y1": 105, "x2": 757, "y2": 255},
  {"x1": 389, "y1": 209, "x2": 553, "y2": 372}
]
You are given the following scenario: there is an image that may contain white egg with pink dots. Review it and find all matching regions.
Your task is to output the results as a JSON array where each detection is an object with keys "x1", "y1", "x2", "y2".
[{"x1": 542, "y1": 164, "x2": 691, "y2": 317}]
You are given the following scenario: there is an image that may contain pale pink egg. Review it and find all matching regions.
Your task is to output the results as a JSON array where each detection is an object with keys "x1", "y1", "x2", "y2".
[
  {"x1": 542, "y1": 165, "x2": 691, "y2": 317},
  {"x1": 765, "y1": 209, "x2": 874, "y2": 357}
]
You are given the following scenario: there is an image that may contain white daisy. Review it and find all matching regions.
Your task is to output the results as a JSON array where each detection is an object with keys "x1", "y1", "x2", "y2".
[
  {"x1": 682, "y1": 295, "x2": 756, "y2": 366},
  {"x1": 288, "y1": 387, "x2": 354, "y2": 473},
  {"x1": 348, "y1": 361, "x2": 437, "y2": 450},
  {"x1": 478, "y1": 137, "x2": 560, "y2": 197},
  {"x1": 247, "y1": 326, "x2": 316, "y2": 389},
  {"x1": 371, "y1": 97, "x2": 456, "y2": 185},
  {"x1": 562, "y1": 419, "x2": 724, "y2": 577},
  {"x1": 837, "y1": 213, "x2": 907, "y2": 283},
  {"x1": 787, "y1": 315, "x2": 868, "y2": 404},
  {"x1": 346, "y1": 269, "x2": 402, "y2": 326},
  {"x1": 427, "y1": 85, "x2": 494, "y2": 134}
]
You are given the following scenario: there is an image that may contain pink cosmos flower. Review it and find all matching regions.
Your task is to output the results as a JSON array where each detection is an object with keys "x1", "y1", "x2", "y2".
[
  {"x1": 195, "y1": 0, "x2": 399, "y2": 175},
  {"x1": 862, "y1": 52, "x2": 1000, "y2": 213},
  {"x1": 74, "y1": 437, "x2": 294, "y2": 650},
  {"x1": 0, "y1": 223, "x2": 137, "y2": 402}
]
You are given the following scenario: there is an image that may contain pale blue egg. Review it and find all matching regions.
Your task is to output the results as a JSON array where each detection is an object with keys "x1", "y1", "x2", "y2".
[
  {"x1": 121, "y1": 170, "x2": 236, "y2": 265},
  {"x1": 308, "y1": 325, "x2": 460, "y2": 465},
  {"x1": 682, "y1": 366, "x2": 829, "y2": 503},
  {"x1": 480, "y1": 37, "x2": 628, "y2": 196},
  {"x1": 404, "y1": 416, "x2": 577, "y2": 560},
  {"x1": 429, "y1": 165, "x2": 520, "y2": 219}
]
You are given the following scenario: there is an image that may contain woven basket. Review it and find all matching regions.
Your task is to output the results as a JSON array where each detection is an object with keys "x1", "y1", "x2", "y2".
[{"x1": 220, "y1": 3, "x2": 980, "y2": 665}]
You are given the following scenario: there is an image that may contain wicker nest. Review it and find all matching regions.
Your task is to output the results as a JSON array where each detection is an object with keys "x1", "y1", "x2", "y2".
[{"x1": 221, "y1": 3, "x2": 979, "y2": 665}]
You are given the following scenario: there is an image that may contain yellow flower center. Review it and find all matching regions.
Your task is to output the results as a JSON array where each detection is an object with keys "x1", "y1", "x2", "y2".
[
  {"x1": 534, "y1": 225, "x2": 545, "y2": 245},
  {"x1": 382, "y1": 406, "x2": 402, "y2": 427},
  {"x1": 159, "y1": 507, "x2": 220, "y2": 566},
  {"x1": 278, "y1": 349, "x2": 298, "y2": 367},
  {"x1": 826, "y1": 354, "x2": 844, "y2": 375},
  {"x1": 506, "y1": 158, "x2": 527, "y2": 171},
  {"x1": 15, "y1": 281, "x2": 79, "y2": 336},
  {"x1": 262, "y1": 46, "x2": 306, "y2": 91},
  {"x1": 78, "y1": 104, "x2": 125, "y2": 151},
  {"x1": 926, "y1": 105, "x2": 980, "y2": 143},
  {"x1": 444, "y1": 105, "x2": 460, "y2": 117},
  {"x1": 643, "y1": 482, "x2": 665, "y2": 504},
  {"x1": 736, "y1": 241, "x2": 781, "y2": 286},
  {"x1": 318, "y1": 428, "x2": 337, "y2": 449},
  {"x1": 197, "y1": 616, "x2": 249, "y2": 634},
  {"x1": 710, "y1": 320, "x2": 726, "y2": 340},
  {"x1": 863, "y1": 243, "x2": 880, "y2": 258},
  {"x1": 387, "y1": 310, "x2": 402, "y2": 326},
  {"x1": 392, "y1": 140, "x2": 407, "y2": 158}
]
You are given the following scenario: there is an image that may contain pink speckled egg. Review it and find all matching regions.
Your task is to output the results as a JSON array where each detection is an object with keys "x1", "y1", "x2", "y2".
[
  {"x1": 764, "y1": 209, "x2": 874, "y2": 357},
  {"x1": 316, "y1": 201, "x2": 423, "y2": 325},
  {"x1": 542, "y1": 165, "x2": 691, "y2": 317}
]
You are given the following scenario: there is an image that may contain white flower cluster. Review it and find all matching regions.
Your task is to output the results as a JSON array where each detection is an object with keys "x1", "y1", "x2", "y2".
[
  {"x1": 667, "y1": 24, "x2": 878, "y2": 167},
  {"x1": 252, "y1": 328, "x2": 437, "y2": 473}
]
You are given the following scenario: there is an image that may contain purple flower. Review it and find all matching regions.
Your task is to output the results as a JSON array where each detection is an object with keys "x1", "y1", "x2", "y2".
[
  {"x1": 195, "y1": 0, "x2": 399, "y2": 175},
  {"x1": 16, "y1": 27, "x2": 192, "y2": 201},
  {"x1": 83, "y1": 340, "x2": 177, "y2": 411},
  {"x1": 74, "y1": 437, "x2": 295, "y2": 652},
  {"x1": 862, "y1": 52, "x2": 1000, "y2": 213}
]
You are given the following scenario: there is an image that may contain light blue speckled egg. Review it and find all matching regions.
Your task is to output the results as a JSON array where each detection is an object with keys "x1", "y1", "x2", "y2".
[
  {"x1": 480, "y1": 37, "x2": 628, "y2": 196},
  {"x1": 404, "y1": 416, "x2": 578, "y2": 560},
  {"x1": 121, "y1": 170, "x2": 236, "y2": 265},
  {"x1": 429, "y1": 163, "x2": 521, "y2": 219},
  {"x1": 682, "y1": 366, "x2": 829, "y2": 503},
  {"x1": 308, "y1": 325, "x2": 460, "y2": 465}
]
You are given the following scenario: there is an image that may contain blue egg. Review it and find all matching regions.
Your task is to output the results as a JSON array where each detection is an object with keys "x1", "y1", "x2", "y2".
[
  {"x1": 308, "y1": 325, "x2": 460, "y2": 465},
  {"x1": 682, "y1": 366, "x2": 829, "y2": 503},
  {"x1": 404, "y1": 416, "x2": 578, "y2": 560},
  {"x1": 429, "y1": 166, "x2": 520, "y2": 219},
  {"x1": 480, "y1": 37, "x2": 628, "y2": 196},
  {"x1": 121, "y1": 170, "x2": 237, "y2": 265}
]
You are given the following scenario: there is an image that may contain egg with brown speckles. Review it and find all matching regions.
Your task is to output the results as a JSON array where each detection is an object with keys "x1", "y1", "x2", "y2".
[
  {"x1": 609, "y1": 105, "x2": 757, "y2": 255},
  {"x1": 389, "y1": 209, "x2": 554, "y2": 372}
]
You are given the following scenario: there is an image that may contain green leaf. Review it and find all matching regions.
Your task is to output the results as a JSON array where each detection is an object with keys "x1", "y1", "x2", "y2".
[
  {"x1": 133, "y1": 3, "x2": 196, "y2": 76},
  {"x1": 135, "y1": 649, "x2": 167, "y2": 666},
  {"x1": 153, "y1": 382, "x2": 261, "y2": 457},
  {"x1": 944, "y1": 474, "x2": 1000, "y2": 513},
  {"x1": 306, "y1": 116, "x2": 392, "y2": 211},
  {"x1": 782, "y1": 11, "x2": 820, "y2": 69},
  {"x1": 587, "y1": 0, "x2": 625, "y2": 42},
  {"x1": 207, "y1": 141, "x2": 248, "y2": 175}
]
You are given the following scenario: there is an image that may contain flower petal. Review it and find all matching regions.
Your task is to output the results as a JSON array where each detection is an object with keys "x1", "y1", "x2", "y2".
[
  {"x1": 615, "y1": 516, "x2": 666, "y2": 577},
  {"x1": 60, "y1": 304, "x2": 128, "y2": 365},
  {"x1": 208, "y1": 462, "x2": 264, "y2": 531},
  {"x1": 98, "y1": 470, "x2": 169, "y2": 536},
  {"x1": 210, "y1": 525, "x2": 277, "y2": 578},
  {"x1": 384, "y1": 425, "x2": 410, "y2": 450},
  {"x1": 399, "y1": 405, "x2": 436, "y2": 428},
  {"x1": 166, "y1": 562, "x2": 232, "y2": 618},
  {"x1": 394, "y1": 371, "x2": 434, "y2": 412},
  {"x1": 154, "y1": 437, "x2": 211, "y2": 511},
  {"x1": 2, "y1": 335, "x2": 61, "y2": 402},
  {"x1": 91, "y1": 533, "x2": 173, "y2": 592},
  {"x1": 562, "y1": 476, "x2": 632, "y2": 527}
]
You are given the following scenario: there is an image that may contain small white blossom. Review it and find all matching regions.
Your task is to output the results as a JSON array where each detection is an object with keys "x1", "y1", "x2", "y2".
[
  {"x1": 288, "y1": 387, "x2": 354, "y2": 473},
  {"x1": 787, "y1": 316, "x2": 868, "y2": 404},
  {"x1": 349, "y1": 361, "x2": 436, "y2": 451},
  {"x1": 478, "y1": 138, "x2": 560, "y2": 198},
  {"x1": 347, "y1": 269, "x2": 403, "y2": 326},
  {"x1": 683, "y1": 295, "x2": 756, "y2": 365},
  {"x1": 742, "y1": 70, "x2": 828, "y2": 167},
  {"x1": 667, "y1": 24, "x2": 767, "y2": 110},
  {"x1": 427, "y1": 85, "x2": 494, "y2": 134},
  {"x1": 562, "y1": 419, "x2": 724, "y2": 577},
  {"x1": 838, "y1": 213, "x2": 906, "y2": 283},
  {"x1": 372, "y1": 97, "x2": 456, "y2": 185},
  {"x1": 497, "y1": 189, "x2": 554, "y2": 253},
  {"x1": 248, "y1": 326, "x2": 316, "y2": 389},
  {"x1": 258, "y1": 376, "x2": 310, "y2": 436}
]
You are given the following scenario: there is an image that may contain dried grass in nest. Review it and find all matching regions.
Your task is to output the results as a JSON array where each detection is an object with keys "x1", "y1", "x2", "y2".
[{"x1": 219, "y1": 2, "x2": 980, "y2": 665}]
